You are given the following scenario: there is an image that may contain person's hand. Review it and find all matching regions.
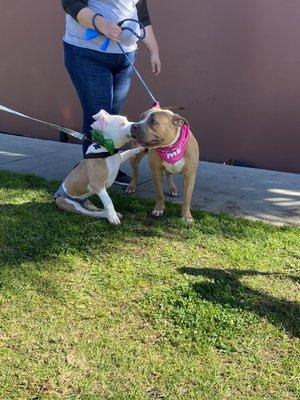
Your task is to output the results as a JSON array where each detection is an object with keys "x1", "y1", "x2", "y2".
[
  {"x1": 151, "y1": 52, "x2": 161, "y2": 76},
  {"x1": 95, "y1": 16, "x2": 122, "y2": 42}
]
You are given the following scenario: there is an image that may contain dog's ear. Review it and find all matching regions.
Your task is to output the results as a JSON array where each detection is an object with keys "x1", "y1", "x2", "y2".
[
  {"x1": 138, "y1": 112, "x2": 145, "y2": 121},
  {"x1": 138, "y1": 109, "x2": 152, "y2": 121},
  {"x1": 162, "y1": 105, "x2": 186, "y2": 112},
  {"x1": 172, "y1": 114, "x2": 189, "y2": 127},
  {"x1": 92, "y1": 109, "x2": 110, "y2": 120},
  {"x1": 92, "y1": 109, "x2": 110, "y2": 130}
]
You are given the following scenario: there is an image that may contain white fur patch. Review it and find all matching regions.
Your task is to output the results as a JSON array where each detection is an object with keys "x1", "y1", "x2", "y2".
[
  {"x1": 86, "y1": 143, "x2": 108, "y2": 155},
  {"x1": 163, "y1": 158, "x2": 185, "y2": 174},
  {"x1": 91, "y1": 111, "x2": 133, "y2": 149}
]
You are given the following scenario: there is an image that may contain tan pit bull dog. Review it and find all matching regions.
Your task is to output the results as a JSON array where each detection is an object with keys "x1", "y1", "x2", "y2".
[
  {"x1": 53, "y1": 110, "x2": 143, "y2": 225},
  {"x1": 127, "y1": 107, "x2": 199, "y2": 222}
]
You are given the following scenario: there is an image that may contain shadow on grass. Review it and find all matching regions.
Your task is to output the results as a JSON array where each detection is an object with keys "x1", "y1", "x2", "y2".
[
  {"x1": 0, "y1": 168, "x2": 298, "y2": 268},
  {"x1": 0, "y1": 199, "x2": 161, "y2": 266},
  {"x1": 0, "y1": 170, "x2": 274, "y2": 270},
  {"x1": 179, "y1": 267, "x2": 300, "y2": 338}
]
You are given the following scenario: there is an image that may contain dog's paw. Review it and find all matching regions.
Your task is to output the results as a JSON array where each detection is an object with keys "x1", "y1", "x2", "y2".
[
  {"x1": 107, "y1": 211, "x2": 121, "y2": 225},
  {"x1": 152, "y1": 208, "x2": 164, "y2": 218},
  {"x1": 125, "y1": 185, "x2": 136, "y2": 195},
  {"x1": 117, "y1": 212, "x2": 123, "y2": 219},
  {"x1": 182, "y1": 216, "x2": 194, "y2": 223},
  {"x1": 168, "y1": 188, "x2": 178, "y2": 197}
]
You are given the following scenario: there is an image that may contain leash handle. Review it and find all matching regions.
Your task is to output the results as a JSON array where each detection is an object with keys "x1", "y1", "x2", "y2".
[
  {"x1": 117, "y1": 18, "x2": 146, "y2": 40},
  {"x1": 100, "y1": 19, "x2": 146, "y2": 53},
  {"x1": 87, "y1": 17, "x2": 146, "y2": 52}
]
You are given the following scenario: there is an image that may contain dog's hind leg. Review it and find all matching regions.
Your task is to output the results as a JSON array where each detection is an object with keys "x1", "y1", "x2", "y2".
[
  {"x1": 83, "y1": 199, "x2": 123, "y2": 219},
  {"x1": 55, "y1": 197, "x2": 109, "y2": 219},
  {"x1": 83, "y1": 199, "x2": 101, "y2": 212},
  {"x1": 126, "y1": 149, "x2": 147, "y2": 194},
  {"x1": 166, "y1": 172, "x2": 178, "y2": 197}
]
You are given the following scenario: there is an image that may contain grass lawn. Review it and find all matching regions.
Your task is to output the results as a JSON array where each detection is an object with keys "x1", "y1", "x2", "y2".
[{"x1": 0, "y1": 170, "x2": 299, "y2": 400}]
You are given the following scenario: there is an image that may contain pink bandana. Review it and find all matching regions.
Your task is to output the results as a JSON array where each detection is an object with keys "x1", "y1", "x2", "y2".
[{"x1": 156, "y1": 124, "x2": 190, "y2": 164}]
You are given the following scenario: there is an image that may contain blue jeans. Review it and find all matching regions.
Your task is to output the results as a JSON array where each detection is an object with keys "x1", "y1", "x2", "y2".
[{"x1": 64, "y1": 41, "x2": 136, "y2": 155}]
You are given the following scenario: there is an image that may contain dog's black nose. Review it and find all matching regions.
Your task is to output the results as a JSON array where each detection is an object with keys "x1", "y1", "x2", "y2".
[{"x1": 131, "y1": 123, "x2": 139, "y2": 137}]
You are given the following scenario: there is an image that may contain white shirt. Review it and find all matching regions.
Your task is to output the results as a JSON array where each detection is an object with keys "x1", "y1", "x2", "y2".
[{"x1": 64, "y1": 0, "x2": 141, "y2": 54}]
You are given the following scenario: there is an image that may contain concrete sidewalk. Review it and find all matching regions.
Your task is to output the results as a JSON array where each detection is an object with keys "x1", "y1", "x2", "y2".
[{"x1": 1, "y1": 133, "x2": 299, "y2": 226}]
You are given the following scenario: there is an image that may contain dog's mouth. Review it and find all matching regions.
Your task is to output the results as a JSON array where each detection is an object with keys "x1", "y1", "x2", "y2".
[
  {"x1": 132, "y1": 138, "x2": 145, "y2": 146},
  {"x1": 132, "y1": 138, "x2": 162, "y2": 148}
]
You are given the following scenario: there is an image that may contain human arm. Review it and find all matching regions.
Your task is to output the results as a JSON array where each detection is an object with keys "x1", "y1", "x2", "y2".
[
  {"x1": 143, "y1": 26, "x2": 161, "y2": 76},
  {"x1": 61, "y1": 0, "x2": 122, "y2": 41},
  {"x1": 136, "y1": 0, "x2": 161, "y2": 76}
]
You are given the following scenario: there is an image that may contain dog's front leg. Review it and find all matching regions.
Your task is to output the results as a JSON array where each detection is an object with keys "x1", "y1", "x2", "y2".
[
  {"x1": 98, "y1": 188, "x2": 122, "y2": 225},
  {"x1": 126, "y1": 149, "x2": 147, "y2": 194},
  {"x1": 182, "y1": 171, "x2": 197, "y2": 222},
  {"x1": 119, "y1": 147, "x2": 145, "y2": 163},
  {"x1": 166, "y1": 172, "x2": 178, "y2": 197},
  {"x1": 151, "y1": 168, "x2": 165, "y2": 217}
]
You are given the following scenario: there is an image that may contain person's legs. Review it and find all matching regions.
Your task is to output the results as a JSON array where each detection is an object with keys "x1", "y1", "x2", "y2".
[
  {"x1": 111, "y1": 51, "x2": 136, "y2": 185},
  {"x1": 112, "y1": 50, "x2": 136, "y2": 115},
  {"x1": 64, "y1": 42, "x2": 117, "y2": 155},
  {"x1": 63, "y1": 43, "x2": 135, "y2": 183}
]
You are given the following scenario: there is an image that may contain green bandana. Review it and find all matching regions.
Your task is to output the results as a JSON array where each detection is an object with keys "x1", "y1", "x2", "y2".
[{"x1": 91, "y1": 129, "x2": 115, "y2": 156}]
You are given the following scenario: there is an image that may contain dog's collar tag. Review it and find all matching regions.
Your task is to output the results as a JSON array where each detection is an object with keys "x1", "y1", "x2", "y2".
[
  {"x1": 91, "y1": 129, "x2": 115, "y2": 155},
  {"x1": 156, "y1": 124, "x2": 190, "y2": 164}
]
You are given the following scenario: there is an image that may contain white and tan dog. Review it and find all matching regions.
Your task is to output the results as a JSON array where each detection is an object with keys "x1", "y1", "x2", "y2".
[
  {"x1": 127, "y1": 107, "x2": 199, "y2": 221},
  {"x1": 54, "y1": 110, "x2": 143, "y2": 225}
]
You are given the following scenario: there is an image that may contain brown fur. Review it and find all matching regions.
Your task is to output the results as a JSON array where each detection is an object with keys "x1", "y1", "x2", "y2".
[
  {"x1": 128, "y1": 109, "x2": 199, "y2": 221},
  {"x1": 64, "y1": 159, "x2": 109, "y2": 198},
  {"x1": 54, "y1": 158, "x2": 109, "y2": 215}
]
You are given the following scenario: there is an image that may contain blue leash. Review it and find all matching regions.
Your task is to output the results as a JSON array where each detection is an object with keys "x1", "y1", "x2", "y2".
[{"x1": 85, "y1": 18, "x2": 159, "y2": 106}]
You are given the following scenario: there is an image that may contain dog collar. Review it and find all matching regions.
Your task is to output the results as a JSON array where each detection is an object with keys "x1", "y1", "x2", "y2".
[
  {"x1": 84, "y1": 142, "x2": 118, "y2": 159},
  {"x1": 84, "y1": 148, "x2": 119, "y2": 159},
  {"x1": 91, "y1": 129, "x2": 115, "y2": 155},
  {"x1": 156, "y1": 124, "x2": 190, "y2": 164}
]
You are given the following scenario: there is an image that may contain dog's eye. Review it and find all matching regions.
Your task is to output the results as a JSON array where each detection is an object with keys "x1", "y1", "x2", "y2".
[{"x1": 121, "y1": 122, "x2": 126, "y2": 127}]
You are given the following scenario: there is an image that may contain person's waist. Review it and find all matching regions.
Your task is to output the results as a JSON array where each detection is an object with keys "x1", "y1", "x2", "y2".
[
  {"x1": 63, "y1": 35, "x2": 138, "y2": 54},
  {"x1": 65, "y1": 16, "x2": 140, "y2": 52}
]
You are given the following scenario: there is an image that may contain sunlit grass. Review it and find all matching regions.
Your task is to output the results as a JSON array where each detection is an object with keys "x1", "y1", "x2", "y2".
[{"x1": 0, "y1": 170, "x2": 299, "y2": 399}]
